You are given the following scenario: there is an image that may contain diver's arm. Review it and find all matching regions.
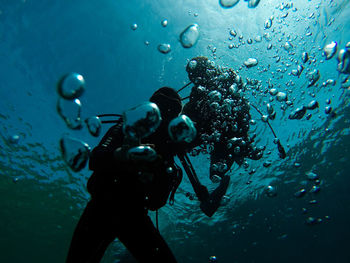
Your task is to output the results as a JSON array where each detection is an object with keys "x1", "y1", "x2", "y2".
[
  {"x1": 178, "y1": 154, "x2": 230, "y2": 217},
  {"x1": 178, "y1": 154, "x2": 210, "y2": 202},
  {"x1": 199, "y1": 175, "x2": 230, "y2": 217}
]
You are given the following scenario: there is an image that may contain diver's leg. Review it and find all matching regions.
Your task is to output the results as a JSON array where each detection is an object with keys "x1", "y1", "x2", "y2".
[
  {"x1": 66, "y1": 199, "x2": 116, "y2": 263},
  {"x1": 117, "y1": 214, "x2": 177, "y2": 263}
]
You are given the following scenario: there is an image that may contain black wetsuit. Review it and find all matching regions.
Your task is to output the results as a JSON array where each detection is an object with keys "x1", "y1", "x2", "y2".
[{"x1": 66, "y1": 121, "x2": 181, "y2": 263}]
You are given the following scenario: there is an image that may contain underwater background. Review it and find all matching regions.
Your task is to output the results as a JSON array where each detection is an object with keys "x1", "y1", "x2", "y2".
[{"x1": 0, "y1": 0, "x2": 349, "y2": 262}]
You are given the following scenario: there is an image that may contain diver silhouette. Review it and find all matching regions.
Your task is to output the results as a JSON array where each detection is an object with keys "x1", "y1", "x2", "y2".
[{"x1": 66, "y1": 58, "x2": 267, "y2": 262}]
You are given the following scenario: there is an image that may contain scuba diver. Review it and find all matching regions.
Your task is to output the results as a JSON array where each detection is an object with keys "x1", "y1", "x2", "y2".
[
  {"x1": 182, "y1": 56, "x2": 265, "y2": 183},
  {"x1": 66, "y1": 87, "x2": 230, "y2": 263},
  {"x1": 66, "y1": 57, "x2": 279, "y2": 262}
]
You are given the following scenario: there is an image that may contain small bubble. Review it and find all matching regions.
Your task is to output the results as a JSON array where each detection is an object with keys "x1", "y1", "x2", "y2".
[
  {"x1": 255, "y1": 35, "x2": 262, "y2": 42},
  {"x1": 269, "y1": 88, "x2": 278, "y2": 95},
  {"x1": 13, "y1": 177, "x2": 19, "y2": 183},
  {"x1": 310, "y1": 185, "x2": 320, "y2": 194},
  {"x1": 265, "y1": 185, "x2": 277, "y2": 197},
  {"x1": 161, "y1": 19, "x2": 168, "y2": 27},
  {"x1": 264, "y1": 18, "x2": 273, "y2": 29},
  {"x1": 276, "y1": 91, "x2": 287, "y2": 101},
  {"x1": 294, "y1": 188, "x2": 306, "y2": 198},
  {"x1": 284, "y1": 41, "x2": 293, "y2": 51},
  {"x1": 306, "y1": 100, "x2": 319, "y2": 110},
  {"x1": 325, "y1": 106, "x2": 332, "y2": 114},
  {"x1": 9, "y1": 134, "x2": 20, "y2": 144},
  {"x1": 323, "y1": 41, "x2": 337, "y2": 60},
  {"x1": 130, "y1": 23, "x2": 138, "y2": 30},
  {"x1": 302, "y1": 52, "x2": 309, "y2": 63},
  {"x1": 337, "y1": 48, "x2": 350, "y2": 74},
  {"x1": 244, "y1": 58, "x2": 258, "y2": 68},
  {"x1": 230, "y1": 29, "x2": 237, "y2": 37},
  {"x1": 157, "y1": 43, "x2": 171, "y2": 54},
  {"x1": 307, "y1": 69, "x2": 320, "y2": 87},
  {"x1": 85, "y1": 116, "x2": 102, "y2": 137},
  {"x1": 288, "y1": 106, "x2": 306, "y2": 120}
]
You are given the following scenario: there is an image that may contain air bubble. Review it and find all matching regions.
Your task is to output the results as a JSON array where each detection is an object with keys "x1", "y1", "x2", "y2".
[
  {"x1": 288, "y1": 106, "x2": 306, "y2": 120},
  {"x1": 59, "y1": 135, "x2": 90, "y2": 172},
  {"x1": 306, "y1": 171, "x2": 319, "y2": 180},
  {"x1": 85, "y1": 116, "x2": 102, "y2": 137},
  {"x1": 161, "y1": 19, "x2": 168, "y2": 27},
  {"x1": 264, "y1": 18, "x2": 273, "y2": 29},
  {"x1": 168, "y1": 115, "x2": 197, "y2": 143},
  {"x1": 337, "y1": 48, "x2": 350, "y2": 74},
  {"x1": 157, "y1": 43, "x2": 171, "y2": 54},
  {"x1": 276, "y1": 92, "x2": 287, "y2": 101},
  {"x1": 180, "y1": 24, "x2": 200, "y2": 48},
  {"x1": 265, "y1": 185, "x2": 277, "y2": 197},
  {"x1": 323, "y1": 41, "x2": 337, "y2": 60},
  {"x1": 57, "y1": 98, "x2": 83, "y2": 130},
  {"x1": 244, "y1": 58, "x2": 258, "y2": 68},
  {"x1": 306, "y1": 100, "x2": 319, "y2": 110},
  {"x1": 302, "y1": 52, "x2": 309, "y2": 63},
  {"x1": 248, "y1": 0, "x2": 260, "y2": 8},
  {"x1": 57, "y1": 73, "x2": 85, "y2": 100},
  {"x1": 9, "y1": 134, "x2": 20, "y2": 144},
  {"x1": 219, "y1": 0, "x2": 240, "y2": 8},
  {"x1": 307, "y1": 69, "x2": 320, "y2": 87},
  {"x1": 123, "y1": 102, "x2": 161, "y2": 139},
  {"x1": 230, "y1": 29, "x2": 237, "y2": 37}
]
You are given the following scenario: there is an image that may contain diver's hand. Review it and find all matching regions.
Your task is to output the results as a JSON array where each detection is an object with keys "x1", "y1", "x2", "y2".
[{"x1": 200, "y1": 175, "x2": 230, "y2": 217}]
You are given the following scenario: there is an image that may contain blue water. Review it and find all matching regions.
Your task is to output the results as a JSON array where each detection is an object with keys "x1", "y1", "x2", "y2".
[{"x1": 0, "y1": 0, "x2": 349, "y2": 262}]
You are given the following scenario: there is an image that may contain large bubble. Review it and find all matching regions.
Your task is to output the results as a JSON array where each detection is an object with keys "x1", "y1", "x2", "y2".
[
  {"x1": 57, "y1": 98, "x2": 83, "y2": 130},
  {"x1": 123, "y1": 102, "x2": 161, "y2": 140},
  {"x1": 219, "y1": 0, "x2": 240, "y2": 8},
  {"x1": 59, "y1": 135, "x2": 91, "y2": 172},
  {"x1": 168, "y1": 115, "x2": 197, "y2": 143},
  {"x1": 57, "y1": 73, "x2": 85, "y2": 100},
  {"x1": 248, "y1": 0, "x2": 260, "y2": 8},
  {"x1": 179, "y1": 24, "x2": 200, "y2": 48}
]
